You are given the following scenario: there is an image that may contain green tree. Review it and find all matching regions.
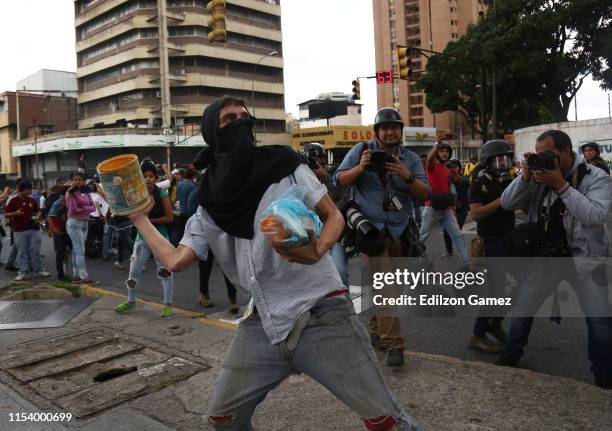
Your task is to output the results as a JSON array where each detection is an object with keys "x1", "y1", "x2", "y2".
[{"x1": 416, "y1": 0, "x2": 612, "y2": 138}]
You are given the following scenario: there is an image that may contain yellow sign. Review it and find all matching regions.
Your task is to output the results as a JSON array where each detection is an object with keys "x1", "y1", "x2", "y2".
[{"x1": 291, "y1": 125, "x2": 374, "y2": 151}]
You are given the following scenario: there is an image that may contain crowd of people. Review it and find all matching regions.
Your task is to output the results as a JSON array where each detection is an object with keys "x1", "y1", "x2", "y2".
[{"x1": 0, "y1": 96, "x2": 610, "y2": 429}]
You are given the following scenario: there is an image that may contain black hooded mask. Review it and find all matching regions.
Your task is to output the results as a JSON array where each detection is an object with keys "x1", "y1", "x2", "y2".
[{"x1": 194, "y1": 99, "x2": 303, "y2": 239}]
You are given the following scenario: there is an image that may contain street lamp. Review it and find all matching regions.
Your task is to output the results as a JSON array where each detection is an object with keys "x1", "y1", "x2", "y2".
[{"x1": 251, "y1": 50, "x2": 278, "y2": 142}]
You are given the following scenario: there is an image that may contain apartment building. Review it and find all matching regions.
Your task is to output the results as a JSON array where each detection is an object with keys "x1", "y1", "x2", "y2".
[
  {"x1": 373, "y1": 0, "x2": 487, "y2": 135},
  {"x1": 75, "y1": 0, "x2": 286, "y2": 140}
]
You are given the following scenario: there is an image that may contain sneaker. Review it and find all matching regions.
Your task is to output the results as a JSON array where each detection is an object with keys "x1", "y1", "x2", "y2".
[
  {"x1": 79, "y1": 279, "x2": 100, "y2": 286},
  {"x1": 386, "y1": 349, "x2": 405, "y2": 367},
  {"x1": 34, "y1": 271, "x2": 51, "y2": 278},
  {"x1": 487, "y1": 323, "x2": 507, "y2": 344},
  {"x1": 115, "y1": 302, "x2": 135, "y2": 313},
  {"x1": 370, "y1": 334, "x2": 385, "y2": 352},
  {"x1": 5, "y1": 263, "x2": 18, "y2": 271},
  {"x1": 439, "y1": 253, "x2": 453, "y2": 259},
  {"x1": 468, "y1": 336, "x2": 503, "y2": 354},
  {"x1": 114, "y1": 261, "x2": 124, "y2": 270},
  {"x1": 198, "y1": 294, "x2": 214, "y2": 308},
  {"x1": 161, "y1": 305, "x2": 173, "y2": 317},
  {"x1": 495, "y1": 353, "x2": 520, "y2": 367},
  {"x1": 595, "y1": 375, "x2": 612, "y2": 390},
  {"x1": 14, "y1": 273, "x2": 28, "y2": 281}
]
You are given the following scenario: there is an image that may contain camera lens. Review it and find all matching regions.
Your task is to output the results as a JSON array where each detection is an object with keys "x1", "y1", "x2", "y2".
[{"x1": 346, "y1": 207, "x2": 377, "y2": 238}]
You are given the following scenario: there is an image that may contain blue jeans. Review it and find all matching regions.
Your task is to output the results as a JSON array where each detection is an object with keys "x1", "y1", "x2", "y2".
[
  {"x1": 127, "y1": 239, "x2": 174, "y2": 305},
  {"x1": 102, "y1": 222, "x2": 113, "y2": 259},
  {"x1": 207, "y1": 296, "x2": 422, "y2": 430},
  {"x1": 14, "y1": 229, "x2": 43, "y2": 274},
  {"x1": 504, "y1": 265, "x2": 612, "y2": 377},
  {"x1": 114, "y1": 219, "x2": 134, "y2": 263},
  {"x1": 66, "y1": 218, "x2": 89, "y2": 279},
  {"x1": 330, "y1": 242, "x2": 349, "y2": 287},
  {"x1": 419, "y1": 206, "x2": 468, "y2": 262}
]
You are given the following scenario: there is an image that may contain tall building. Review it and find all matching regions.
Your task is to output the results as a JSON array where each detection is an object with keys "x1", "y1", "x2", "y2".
[
  {"x1": 17, "y1": 70, "x2": 78, "y2": 97},
  {"x1": 74, "y1": 0, "x2": 286, "y2": 141},
  {"x1": 373, "y1": 0, "x2": 487, "y2": 135}
]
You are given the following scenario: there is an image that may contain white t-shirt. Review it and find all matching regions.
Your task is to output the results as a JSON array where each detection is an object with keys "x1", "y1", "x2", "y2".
[
  {"x1": 89, "y1": 193, "x2": 110, "y2": 218},
  {"x1": 156, "y1": 179, "x2": 171, "y2": 190}
]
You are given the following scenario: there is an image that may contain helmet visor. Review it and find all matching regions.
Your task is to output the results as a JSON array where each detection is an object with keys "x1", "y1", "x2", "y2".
[{"x1": 490, "y1": 154, "x2": 513, "y2": 172}]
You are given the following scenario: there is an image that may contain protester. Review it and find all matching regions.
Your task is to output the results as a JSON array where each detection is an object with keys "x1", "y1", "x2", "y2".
[
  {"x1": 335, "y1": 107, "x2": 430, "y2": 367},
  {"x1": 115, "y1": 159, "x2": 175, "y2": 317},
  {"x1": 580, "y1": 141, "x2": 610, "y2": 175},
  {"x1": 419, "y1": 141, "x2": 469, "y2": 263},
  {"x1": 499, "y1": 130, "x2": 612, "y2": 390},
  {"x1": 65, "y1": 172, "x2": 98, "y2": 284},
  {"x1": 126, "y1": 97, "x2": 423, "y2": 430},
  {"x1": 468, "y1": 140, "x2": 516, "y2": 353},
  {"x1": 442, "y1": 159, "x2": 469, "y2": 258},
  {"x1": 46, "y1": 187, "x2": 72, "y2": 282},
  {"x1": 5, "y1": 180, "x2": 50, "y2": 281},
  {"x1": 464, "y1": 155, "x2": 479, "y2": 182}
]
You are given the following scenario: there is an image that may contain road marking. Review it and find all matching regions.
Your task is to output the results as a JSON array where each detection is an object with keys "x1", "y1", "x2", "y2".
[{"x1": 79, "y1": 284, "x2": 238, "y2": 331}]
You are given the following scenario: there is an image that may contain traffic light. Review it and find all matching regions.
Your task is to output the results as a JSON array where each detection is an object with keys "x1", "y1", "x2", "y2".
[
  {"x1": 352, "y1": 79, "x2": 360, "y2": 100},
  {"x1": 207, "y1": 0, "x2": 226, "y2": 43},
  {"x1": 397, "y1": 47, "x2": 411, "y2": 80}
]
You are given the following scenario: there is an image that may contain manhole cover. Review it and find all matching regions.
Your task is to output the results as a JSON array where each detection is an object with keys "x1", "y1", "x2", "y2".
[
  {"x1": 0, "y1": 329, "x2": 209, "y2": 417},
  {"x1": 0, "y1": 299, "x2": 95, "y2": 330}
]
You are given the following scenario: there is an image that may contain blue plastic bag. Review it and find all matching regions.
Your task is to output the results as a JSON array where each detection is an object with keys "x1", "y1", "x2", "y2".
[{"x1": 258, "y1": 185, "x2": 323, "y2": 248}]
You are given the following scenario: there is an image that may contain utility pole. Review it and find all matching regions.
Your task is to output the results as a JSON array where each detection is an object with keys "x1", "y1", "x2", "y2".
[
  {"x1": 491, "y1": 0, "x2": 498, "y2": 138},
  {"x1": 157, "y1": 0, "x2": 171, "y2": 129}
]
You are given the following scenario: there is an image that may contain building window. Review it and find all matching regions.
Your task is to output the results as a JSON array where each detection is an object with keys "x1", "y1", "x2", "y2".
[
  {"x1": 450, "y1": 19, "x2": 458, "y2": 25},
  {"x1": 450, "y1": 7, "x2": 457, "y2": 12},
  {"x1": 451, "y1": 33, "x2": 459, "y2": 39}
]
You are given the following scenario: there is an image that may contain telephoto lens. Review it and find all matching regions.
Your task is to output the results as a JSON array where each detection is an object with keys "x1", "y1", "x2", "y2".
[{"x1": 345, "y1": 206, "x2": 378, "y2": 242}]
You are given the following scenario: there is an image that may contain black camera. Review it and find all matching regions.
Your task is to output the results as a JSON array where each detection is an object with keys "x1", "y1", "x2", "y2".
[
  {"x1": 366, "y1": 150, "x2": 394, "y2": 173},
  {"x1": 527, "y1": 151, "x2": 557, "y2": 171}
]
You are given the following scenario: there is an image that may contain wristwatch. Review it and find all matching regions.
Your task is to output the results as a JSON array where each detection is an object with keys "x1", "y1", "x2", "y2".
[{"x1": 405, "y1": 174, "x2": 415, "y2": 184}]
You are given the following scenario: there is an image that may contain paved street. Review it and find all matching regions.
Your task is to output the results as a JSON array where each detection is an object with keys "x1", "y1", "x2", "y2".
[{"x1": 5, "y1": 210, "x2": 611, "y2": 386}]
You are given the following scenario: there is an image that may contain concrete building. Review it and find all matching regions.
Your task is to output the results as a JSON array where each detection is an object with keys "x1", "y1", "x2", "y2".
[
  {"x1": 297, "y1": 93, "x2": 362, "y2": 128},
  {"x1": 514, "y1": 117, "x2": 612, "y2": 165},
  {"x1": 0, "y1": 92, "x2": 78, "y2": 175},
  {"x1": 74, "y1": 0, "x2": 286, "y2": 143},
  {"x1": 16, "y1": 70, "x2": 78, "y2": 97},
  {"x1": 373, "y1": 0, "x2": 487, "y2": 134}
]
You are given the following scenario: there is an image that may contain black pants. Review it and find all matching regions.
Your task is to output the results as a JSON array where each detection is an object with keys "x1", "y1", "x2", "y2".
[
  {"x1": 473, "y1": 237, "x2": 506, "y2": 337},
  {"x1": 198, "y1": 250, "x2": 236, "y2": 301},
  {"x1": 53, "y1": 233, "x2": 72, "y2": 277}
]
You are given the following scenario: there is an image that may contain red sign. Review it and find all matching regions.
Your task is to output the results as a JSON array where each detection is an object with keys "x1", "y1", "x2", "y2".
[{"x1": 376, "y1": 70, "x2": 393, "y2": 84}]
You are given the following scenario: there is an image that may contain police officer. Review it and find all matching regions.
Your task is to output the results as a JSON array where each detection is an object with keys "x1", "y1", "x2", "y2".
[
  {"x1": 335, "y1": 107, "x2": 430, "y2": 367},
  {"x1": 468, "y1": 139, "x2": 515, "y2": 353}
]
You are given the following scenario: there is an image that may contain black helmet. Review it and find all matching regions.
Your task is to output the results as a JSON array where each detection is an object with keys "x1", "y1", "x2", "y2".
[
  {"x1": 447, "y1": 158, "x2": 461, "y2": 169},
  {"x1": 438, "y1": 141, "x2": 453, "y2": 158},
  {"x1": 303, "y1": 142, "x2": 326, "y2": 159},
  {"x1": 580, "y1": 141, "x2": 600, "y2": 156},
  {"x1": 374, "y1": 107, "x2": 404, "y2": 132},
  {"x1": 479, "y1": 139, "x2": 513, "y2": 166}
]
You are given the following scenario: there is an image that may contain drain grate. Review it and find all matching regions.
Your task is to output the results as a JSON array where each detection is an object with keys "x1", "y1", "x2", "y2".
[
  {"x1": 0, "y1": 302, "x2": 63, "y2": 324},
  {"x1": 0, "y1": 299, "x2": 95, "y2": 330}
]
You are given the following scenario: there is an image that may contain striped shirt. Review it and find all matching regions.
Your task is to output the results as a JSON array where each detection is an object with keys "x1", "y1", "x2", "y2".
[{"x1": 180, "y1": 164, "x2": 344, "y2": 344}]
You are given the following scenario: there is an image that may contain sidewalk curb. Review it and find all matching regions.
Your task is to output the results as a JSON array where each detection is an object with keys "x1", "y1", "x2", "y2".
[{"x1": 78, "y1": 284, "x2": 239, "y2": 331}]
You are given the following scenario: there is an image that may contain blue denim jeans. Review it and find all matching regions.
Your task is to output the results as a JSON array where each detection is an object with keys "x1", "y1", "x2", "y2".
[
  {"x1": 207, "y1": 296, "x2": 422, "y2": 431},
  {"x1": 419, "y1": 206, "x2": 468, "y2": 262},
  {"x1": 102, "y1": 222, "x2": 113, "y2": 259},
  {"x1": 66, "y1": 218, "x2": 89, "y2": 279},
  {"x1": 127, "y1": 239, "x2": 173, "y2": 305},
  {"x1": 330, "y1": 242, "x2": 349, "y2": 287},
  {"x1": 14, "y1": 229, "x2": 43, "y2": 274},
  {"x1": 504, "y1": 265, "x2": 612, "y2": 377}
]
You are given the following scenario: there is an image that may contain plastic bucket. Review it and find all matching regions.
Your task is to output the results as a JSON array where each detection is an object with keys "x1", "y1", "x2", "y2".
[{"x1": 97, "y1": 154, "x2": 151, "y2": 216}]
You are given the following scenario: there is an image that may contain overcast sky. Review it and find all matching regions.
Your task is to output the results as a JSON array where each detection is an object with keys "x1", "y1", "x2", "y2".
[{"x1": 0, "y1": 0, "x2": 609, "y2": 124}]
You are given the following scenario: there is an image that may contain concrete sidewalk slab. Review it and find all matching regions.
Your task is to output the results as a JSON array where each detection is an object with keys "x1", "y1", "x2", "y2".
[{"x1": 0, "y1": 294, "x2": 610, "y2": 430}]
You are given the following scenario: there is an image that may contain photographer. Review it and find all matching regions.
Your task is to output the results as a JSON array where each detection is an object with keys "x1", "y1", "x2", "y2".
[
  {"x1": 335, "y1": 107, "x2": 429, "y2": 367},
  {"x1": 304, "y1": 142, "x2": 349, "y2": 287},
  {"x1": 419, "y1": 141, "x2": 469, "y2": 263},
  {"x1": 499, "y1": 130, "x2": 612, "y2": 389},
  {"x1": 467, "y1": 140, "x2": 515, "y2": 354}
]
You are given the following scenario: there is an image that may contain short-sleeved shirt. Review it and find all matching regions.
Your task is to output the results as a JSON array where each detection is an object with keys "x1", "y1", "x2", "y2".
[
  {"x1": 179, "y1": 164, "x2": 343, "y2": 345},
  {"x1": 469, "y1": 173, "x2": 515, "y2": 239},
  {"x1": 6, "y1": 196, "x2": 39, "y2": 232},
  {"x1": 137, "y1": 189, "x2": 170, "y2": 240},
  {"x1": 333, "y1": 140, "x2": 429, "y2": 238},
  {"x1": 425, "y1": 160, "x2": 451, "y2": 206}
]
